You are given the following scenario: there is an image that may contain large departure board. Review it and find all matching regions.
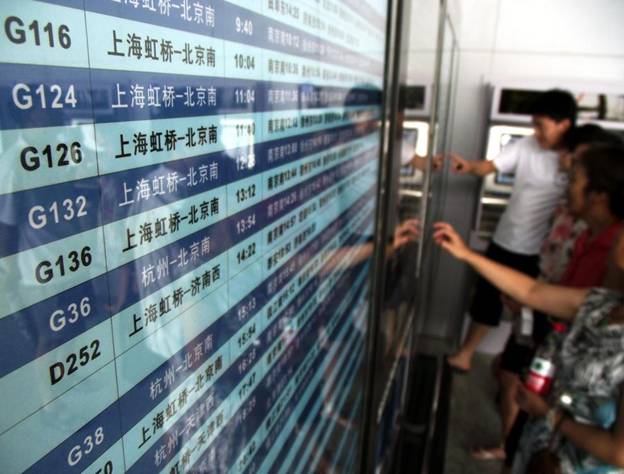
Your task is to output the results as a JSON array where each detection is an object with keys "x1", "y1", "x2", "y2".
[{"x1": 0, "y1": 0, "x2": 387, "y2": 472}]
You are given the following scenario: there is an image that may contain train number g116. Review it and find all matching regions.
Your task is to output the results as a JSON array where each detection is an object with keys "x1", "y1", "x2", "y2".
[{"x1": 4, "y1": 17, "x2": 71, "y2": 48}]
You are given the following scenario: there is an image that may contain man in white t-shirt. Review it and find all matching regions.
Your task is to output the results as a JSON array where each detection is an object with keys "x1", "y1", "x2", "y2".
[{"x1": 447, "y1": 89, "x2": 577, "y2": 374}]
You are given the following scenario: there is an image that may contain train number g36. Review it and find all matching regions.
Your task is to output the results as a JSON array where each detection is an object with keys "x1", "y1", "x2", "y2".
[{"x1": 49, "y1": 297, "x2": 91, "y2": 332}]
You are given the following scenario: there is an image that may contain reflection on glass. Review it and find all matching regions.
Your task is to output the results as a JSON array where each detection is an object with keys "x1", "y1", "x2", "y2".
[{"x1": 370, "y1": 0, "x2": 443, "y2": 470}]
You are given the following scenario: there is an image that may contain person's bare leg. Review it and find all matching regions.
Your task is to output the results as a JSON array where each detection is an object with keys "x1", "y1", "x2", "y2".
[
  {"x1": 468, "y1": 364, "x2": 518, "y2": 461},
  {"x1": 498, "y1": 370, "x2": 521, "y2": 441},
  {"x1": 447, "y1": 321, "x2": 491, "y2": 371},
  {"x1": 471, "y1": 369, "x2": 520, "y2": 460}
]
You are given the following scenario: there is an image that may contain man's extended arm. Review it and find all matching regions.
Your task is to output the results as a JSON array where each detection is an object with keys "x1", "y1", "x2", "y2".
[{"x1": 450, "y1": 152, "x2": 497, "y2": 177}]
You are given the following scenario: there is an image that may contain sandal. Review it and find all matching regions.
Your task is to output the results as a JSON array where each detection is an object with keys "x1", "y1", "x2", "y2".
[{"x1": 470, "y1": 445, "x2": 506, "y2": 461}]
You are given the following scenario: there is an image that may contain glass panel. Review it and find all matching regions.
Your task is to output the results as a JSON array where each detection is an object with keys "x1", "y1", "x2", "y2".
[
  {"x1": 418, "y1": 15, "x2": 459, "y2": 325},
  {"x1": 429, "y1": 16, "x2": 457, "y2": 226},
  {"x1": 0, "y1": 1, "x2": 388, "y2": 472},
  {"x1": 370, "y1": 0, "x2": 440, "y2": 471}
]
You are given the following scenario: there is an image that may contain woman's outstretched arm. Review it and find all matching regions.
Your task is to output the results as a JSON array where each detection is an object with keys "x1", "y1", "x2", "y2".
[{"x1": 433, "y1": 222, "x2": 589, "y2": 320}]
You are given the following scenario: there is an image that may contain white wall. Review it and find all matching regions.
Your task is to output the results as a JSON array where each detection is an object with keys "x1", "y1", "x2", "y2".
[
  {"x1": 405, "y1": 0, "x2": 440, "y2": 85},
  {"x1": 453, "y1": 0, "x2": 624, "y2": 160},
  {"x1": 408, "y1": 0, "x2": 624, "y2": 158}
]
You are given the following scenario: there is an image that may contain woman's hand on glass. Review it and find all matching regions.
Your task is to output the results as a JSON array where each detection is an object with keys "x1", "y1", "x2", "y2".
[
  {"x1": 433, "y1": 222, "x2": 471, "y2": 261},
  {"x1": 393, "y1": 218, "x2": 420, "y2": 250}
]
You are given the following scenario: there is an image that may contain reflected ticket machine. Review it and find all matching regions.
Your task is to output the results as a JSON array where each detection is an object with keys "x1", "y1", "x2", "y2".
[{"x1": 399, "y1": 84, "x2": 431, "y2": 192}]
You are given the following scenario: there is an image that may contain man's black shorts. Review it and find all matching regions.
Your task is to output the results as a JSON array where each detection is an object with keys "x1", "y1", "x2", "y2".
[{"x1": 469, "y1": 241, "x2": 539, "y2": 327}]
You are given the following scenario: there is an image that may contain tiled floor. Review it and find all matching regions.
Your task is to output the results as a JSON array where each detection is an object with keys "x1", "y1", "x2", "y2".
[{"x1": 444, "y1": 353, "x2": 505, "y2": 474}]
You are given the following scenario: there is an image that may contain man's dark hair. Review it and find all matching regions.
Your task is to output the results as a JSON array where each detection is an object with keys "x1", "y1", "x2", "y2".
[
  {"x1": 578, "y1": 144, "x2": 624, "y2": 219},
  {"x1": 564, "y1": 123, "x2": 624, "y2": 151},
  {"x1": 530, "y1": 89, "x2": 577, "y2": 125}
]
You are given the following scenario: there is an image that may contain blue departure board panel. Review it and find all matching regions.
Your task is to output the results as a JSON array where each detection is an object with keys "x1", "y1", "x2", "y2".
[{"x1": 0, "y1": 1, "x2": 387, "y2": 472}]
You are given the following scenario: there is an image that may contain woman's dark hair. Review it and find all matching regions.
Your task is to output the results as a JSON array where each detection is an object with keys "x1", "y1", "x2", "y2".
[
  {"x1": 564, "y1": 124, "x2": 624, "y2": 151},
  {"x1": 578, "y1": 144, "x2": 624, "y2": 219},
  {"x1": 530, "y1": 89, "x2": 577, "y2": 125}
]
